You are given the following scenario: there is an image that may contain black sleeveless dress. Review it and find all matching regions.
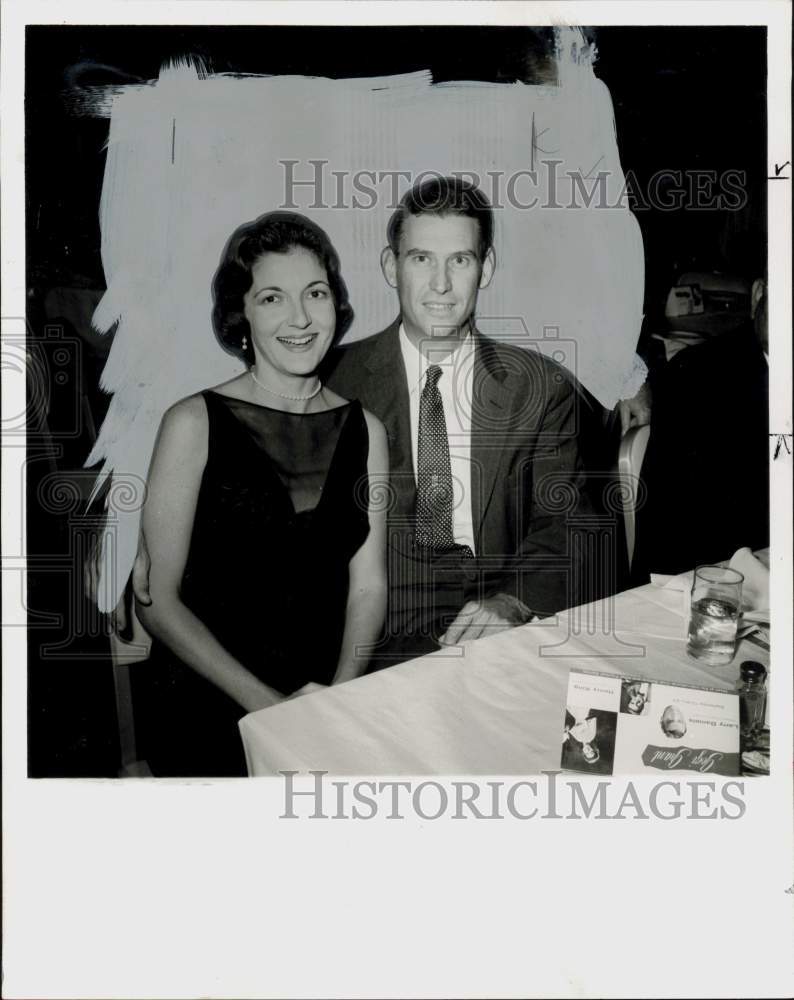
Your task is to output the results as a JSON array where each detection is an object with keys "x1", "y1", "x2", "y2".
[{"x1": 132, "y1": 391, "x2": 370, "y2": 777}]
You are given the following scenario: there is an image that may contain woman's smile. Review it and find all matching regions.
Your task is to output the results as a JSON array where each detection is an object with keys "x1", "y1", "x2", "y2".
[
  {"x1": 276, "y1": 332, "x2": 320, "y2": 350},
  {"x1": 243, "y1": 247, "x2": 337, "y2": 380}
]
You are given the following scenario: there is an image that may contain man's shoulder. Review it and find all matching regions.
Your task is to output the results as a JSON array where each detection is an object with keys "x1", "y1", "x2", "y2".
[
  {"x1": 476, "y1": 333, "x2": 579, "y2": 399},
  {"x1": 323, "y1": 322, "x2": 398, "y2": 385},
  {"x1": 336, "y1": 326, "x2": 393, "y2": 356}
]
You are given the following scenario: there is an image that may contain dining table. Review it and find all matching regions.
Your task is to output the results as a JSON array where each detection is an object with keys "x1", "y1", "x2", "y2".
[{"x1": 239, "y1": 553, "x2": 770, "y2": 776}]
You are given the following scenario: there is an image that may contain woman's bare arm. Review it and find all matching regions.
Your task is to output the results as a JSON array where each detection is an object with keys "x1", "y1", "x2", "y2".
[
  {"x1": 331, "y1": 410, "x2": 389, "y2": 685},
  {"x1": 136, "y1": 396, "x2": 283, "y2": 713}
]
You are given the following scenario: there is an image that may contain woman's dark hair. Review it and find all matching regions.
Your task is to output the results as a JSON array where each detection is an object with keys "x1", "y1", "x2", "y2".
[{"x1": 212, "y1": 211, "x2": 354, "y2": 365}]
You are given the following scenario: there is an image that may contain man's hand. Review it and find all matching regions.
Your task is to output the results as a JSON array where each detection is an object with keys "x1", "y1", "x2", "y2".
[
  {"x1": 131, "y1": 530, "x2": 152, "y2": 608},
  {"x1": 84, "y1": 534, "x2": 131, "y2": 637},
  {"x1": 440, "y1": 593, "x2": 533, "y2": 646},
  {"x1": 616, "y1": 382, "x2": 652, "y2": 436},
  {"x1": 83, "y1": 533, "x2": 104, "y2": 609}
]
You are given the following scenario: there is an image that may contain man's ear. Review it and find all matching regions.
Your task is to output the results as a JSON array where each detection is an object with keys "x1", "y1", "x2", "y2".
[
  {"x1": 479, "y1": 247, "x2": 496, "y2": 290},
  {"x1": 381, "y1": 246, "x2": 398, "y2": 288}
]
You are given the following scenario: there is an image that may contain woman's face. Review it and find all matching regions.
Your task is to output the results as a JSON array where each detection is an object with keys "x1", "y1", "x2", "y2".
[{"x1": 243, "y1": 247, "x2": 336, "y2": 379}]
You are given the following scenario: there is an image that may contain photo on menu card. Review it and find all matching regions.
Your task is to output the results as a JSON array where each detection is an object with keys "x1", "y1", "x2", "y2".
[{"x1": 561, "y1": 671, "x2": 741, "y2": 777}]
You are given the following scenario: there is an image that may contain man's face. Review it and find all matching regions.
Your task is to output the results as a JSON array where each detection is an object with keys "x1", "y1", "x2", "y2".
[
  {"x1": 382, "y1": 213, "x2": 495, "y2": 351},
  {"x1": 627, "y1": 692, "x2": 645, "y2": 715},
  {"x1": 661, "y1": 705, "x2": 687, "y2": 739}
]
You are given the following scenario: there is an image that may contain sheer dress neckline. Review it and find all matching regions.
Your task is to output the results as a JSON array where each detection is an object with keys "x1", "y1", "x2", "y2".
[
  {"x1": 204, "y1": 390, "x2": 363, "y2": 518},
  {"x1": 207, "y1": 389, "x2": 352, "y2": 416}
]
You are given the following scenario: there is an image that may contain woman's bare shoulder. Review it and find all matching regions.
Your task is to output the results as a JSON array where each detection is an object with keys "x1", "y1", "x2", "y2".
[
  {"x1": 361, "y1": 407, "x2": 385, "y2": 433},
  {"x1": 361, "y1": 407, "x2": 387, "y2": 461},
  {"x1": 322, "y1": 386, "x2": 350, "y2": 409},
  {"x1": 323, "y1": 387, "x2": 379, "y2": 430},
  {"x1": 206, "y1": 372, "x2": 252, "y2": 401},
  {"x1": 161, "y1": 393, "x2": 209, "y2": 439},
  {"x1": 149, "y1": 394, "x2": 210, "y2": 473}
]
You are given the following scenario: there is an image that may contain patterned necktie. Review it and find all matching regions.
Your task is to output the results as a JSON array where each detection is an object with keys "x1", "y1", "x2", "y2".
[{"x1": 415, "y1": 364, "x2": 456, "y2": 551}]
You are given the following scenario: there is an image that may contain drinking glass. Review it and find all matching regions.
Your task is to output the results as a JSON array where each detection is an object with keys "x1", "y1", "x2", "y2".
[{"x1": 686, "y1": 565, "x2": 744, "y2": 665}]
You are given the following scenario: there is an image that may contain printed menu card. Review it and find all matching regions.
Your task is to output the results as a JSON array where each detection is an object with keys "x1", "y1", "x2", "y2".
[{"x1": 561, "y1": 670, "x2": 740, "y2": 776}]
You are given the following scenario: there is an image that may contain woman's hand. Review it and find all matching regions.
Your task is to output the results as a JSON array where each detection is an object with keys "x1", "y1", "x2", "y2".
[
  {"x1": 241, "y1": 682, "x2": 286, "y2": 713},
  {"x1": 284, "y1": 681, "x2": 326, "y2": 702}
]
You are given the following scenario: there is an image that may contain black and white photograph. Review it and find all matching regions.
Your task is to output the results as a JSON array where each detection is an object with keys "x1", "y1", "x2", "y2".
[
  {"x1": 620, "y1": 679, "x2": 651, "y2": 716},
  {"x1": 3, "y1": 2, "x2": 792, "y2": 997},
  {"x1": 20, "y1": 19, "x2": 774, "y2": 779},
  {"x1": 562, "y1": 706, "x2": 618, "y2": 773}
]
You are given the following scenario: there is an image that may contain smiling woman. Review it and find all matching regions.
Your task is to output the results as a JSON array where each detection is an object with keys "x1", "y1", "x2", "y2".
[
  {"x1": 245, "y1": 250, "x2": 337, "y2": 394},
  {"x1": 128, "y1": 211, "x2": 389, "y2": 776},
  {"x1": 212, "y1": 211, "x2": 355, "y2": 403}
]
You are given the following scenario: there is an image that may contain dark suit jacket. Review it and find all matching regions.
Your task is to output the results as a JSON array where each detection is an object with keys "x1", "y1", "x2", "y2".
[
  {"x1": 324, "y1": 320, "x2": 593, "y2": 658},
  {"x1": 633, "y1": 324, "x2": 769, "y2": 579}
]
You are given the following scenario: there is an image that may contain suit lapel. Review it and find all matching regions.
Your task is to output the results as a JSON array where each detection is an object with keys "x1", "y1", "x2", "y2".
[
  {"x1": 471, "y1": 335, "x2": 517, "y2": 549},
  {"x1": 352, "y1": 325, "x2": 521, "y2": 542},
  {"x1": 361, "y1": 322, "x2": 416, "y2": 516}
]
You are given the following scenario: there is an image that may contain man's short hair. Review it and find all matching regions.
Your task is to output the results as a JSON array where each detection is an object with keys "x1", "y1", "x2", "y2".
[{"x1": 386, "y1": 176, "x2": 494, "y2": 261}]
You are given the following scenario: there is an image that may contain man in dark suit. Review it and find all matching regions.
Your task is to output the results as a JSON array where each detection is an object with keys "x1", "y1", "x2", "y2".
[{"x1": 323, "y1": 176, "x2": 592, "y2": 666}]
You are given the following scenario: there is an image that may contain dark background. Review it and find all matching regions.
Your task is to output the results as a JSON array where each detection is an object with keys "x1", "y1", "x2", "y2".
[
  {"x1": 24, "y1": 25, "x2": 767, "y2": 776},
  {"x1": 26, "y1": 25, "x2": 767, "y2": 302}
]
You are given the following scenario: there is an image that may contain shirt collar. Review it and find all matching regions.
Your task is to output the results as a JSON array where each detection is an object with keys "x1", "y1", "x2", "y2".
[{"x1": 398, "y1": 322, "x2": 474, "y2": 394}]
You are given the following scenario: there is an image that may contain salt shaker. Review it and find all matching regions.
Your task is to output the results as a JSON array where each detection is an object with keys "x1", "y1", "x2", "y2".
[{"x1": 738, "y1": 661, "x2": 767, "y2": 744}]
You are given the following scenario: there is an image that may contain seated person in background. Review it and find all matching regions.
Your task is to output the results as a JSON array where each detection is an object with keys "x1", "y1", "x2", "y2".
[{"x1": 632, "y1": 277, "x2": 769, "y2": 579}]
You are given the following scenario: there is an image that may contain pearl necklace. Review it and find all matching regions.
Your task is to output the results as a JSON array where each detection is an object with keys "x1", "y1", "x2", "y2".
[{"x1": 249, "y1": 368, "x2": 322, "y2": 401}]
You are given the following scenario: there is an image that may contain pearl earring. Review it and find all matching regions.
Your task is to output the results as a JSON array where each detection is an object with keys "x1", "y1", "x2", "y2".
[{"x1": 242, "y1": 335, "x2": 248, "y2": 351}]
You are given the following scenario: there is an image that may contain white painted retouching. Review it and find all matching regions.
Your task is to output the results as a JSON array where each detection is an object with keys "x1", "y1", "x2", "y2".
[{"x1": 86, "y1": 29, "x2": 645, "y2": 609}]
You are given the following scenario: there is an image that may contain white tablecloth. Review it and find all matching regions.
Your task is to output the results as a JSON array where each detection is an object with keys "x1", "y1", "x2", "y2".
[{"x1": 239, "y1": 570, "x2": 770, "y2": 776}]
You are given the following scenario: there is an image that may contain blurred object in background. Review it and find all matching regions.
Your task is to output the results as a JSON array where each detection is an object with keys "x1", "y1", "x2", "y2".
[
  {"x1": 632, "y1": 275, "x2": 769, "y2": 580},
  {"x1": 750, "y1": 276, "x2": 768, "y2": 356},
  {"x1": 656, "y1": 271, "x2": 751, "y2": 361}
]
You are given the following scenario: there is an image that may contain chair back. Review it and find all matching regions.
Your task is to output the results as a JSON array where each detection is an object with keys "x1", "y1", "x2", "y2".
[{"x1": 617, "y1": 424, "x2": 651, "y2": 570}]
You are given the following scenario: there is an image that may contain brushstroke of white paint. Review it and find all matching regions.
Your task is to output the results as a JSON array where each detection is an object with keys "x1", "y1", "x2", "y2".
[{"x1": 87, "y1": 29, "x2": 645, "y2": 610}]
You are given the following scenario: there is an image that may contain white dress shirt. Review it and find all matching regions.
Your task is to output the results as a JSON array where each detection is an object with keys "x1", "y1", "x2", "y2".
[{"x1": 398, "y1": 324, "x2": 476, "y2": 553}]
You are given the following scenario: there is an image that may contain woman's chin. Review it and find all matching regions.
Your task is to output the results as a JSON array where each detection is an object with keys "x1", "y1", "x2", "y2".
[
  {"x1": 285, "y1": 361, "x2": 322, "y2": 378},
  {"x1": 275, "y1": 344, "x2": 331, "y2": 375}
]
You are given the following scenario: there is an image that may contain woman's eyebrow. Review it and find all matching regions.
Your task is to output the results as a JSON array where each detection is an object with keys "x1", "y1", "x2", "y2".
[{"x1": 253, "y1": 279, "x2": 330, "y2": 295}]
